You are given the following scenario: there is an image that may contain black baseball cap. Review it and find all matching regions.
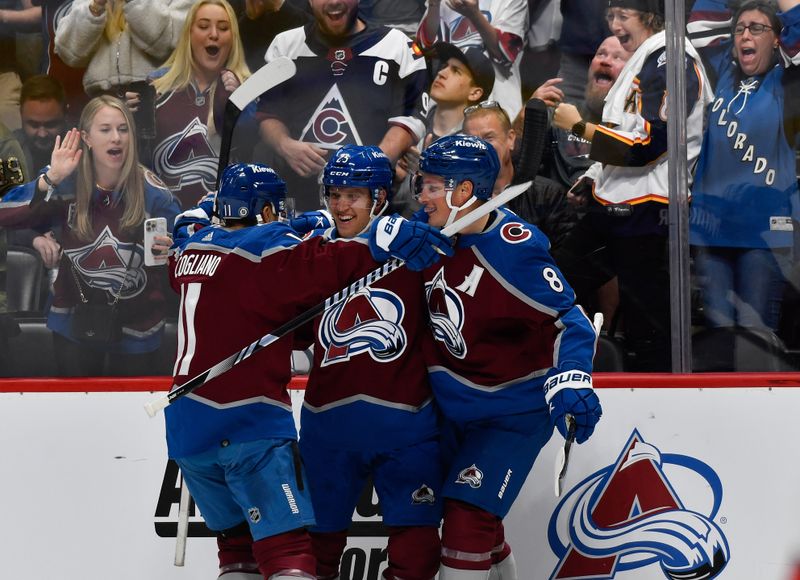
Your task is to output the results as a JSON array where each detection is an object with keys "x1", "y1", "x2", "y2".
[
  {"x1": 431, "y1": 42, "x2": 495, "y2": 101},
  {"x1": 608, "y1": 0, "x2": 664, "y2": 16}
]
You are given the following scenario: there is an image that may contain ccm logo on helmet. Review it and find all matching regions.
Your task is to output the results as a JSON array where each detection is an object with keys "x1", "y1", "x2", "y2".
[{"x1": 329, "y1": 171, "x2": 348, "y2": 176}]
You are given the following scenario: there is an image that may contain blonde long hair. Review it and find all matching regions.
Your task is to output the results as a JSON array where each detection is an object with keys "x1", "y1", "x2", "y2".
[
  {"x1": 103, "y1": 0, "x2": 127, "y2": 42},
  {"x1": 152, "y1": 0, "x2": 250, "y2": 96},
  {"x1": 74, "y1": 95, "x2": 145, "y2": 241}
]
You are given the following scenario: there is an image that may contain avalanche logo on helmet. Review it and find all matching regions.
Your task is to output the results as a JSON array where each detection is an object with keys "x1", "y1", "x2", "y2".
[
  {"x1": 548, "y1": 430, "x2": 729, "y2": 579},
  {"x1": 318, "y1": 287, "x2": 407, "y2": 366}
]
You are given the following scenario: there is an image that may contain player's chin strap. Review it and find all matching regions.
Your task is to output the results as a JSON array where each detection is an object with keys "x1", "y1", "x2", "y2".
[
  {"x1": 444, "y1": 181, "x2": 479, "y2": 228},
  {"x1": 357, "y1": 190, "x2": 390, "y2": 236}
]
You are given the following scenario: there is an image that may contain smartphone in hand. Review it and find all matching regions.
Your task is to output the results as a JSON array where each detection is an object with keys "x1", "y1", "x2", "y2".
[{"x1": 143, "y1": 217, "x2": 168, "y2": 266}]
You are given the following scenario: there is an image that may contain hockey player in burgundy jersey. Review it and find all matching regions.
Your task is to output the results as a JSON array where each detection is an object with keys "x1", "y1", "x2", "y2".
[
  {"x1": 413, "y1": 134, "x2": 601, "y2": 579},
  {"x1": 166, "y1": 162, "x2": 452, "y2": 580},
  {"x1": 297, "y1": 145, "x2": 443, "y2": 580}
]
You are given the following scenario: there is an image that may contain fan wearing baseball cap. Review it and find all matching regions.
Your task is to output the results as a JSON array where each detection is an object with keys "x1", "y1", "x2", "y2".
[{"x1": 423, "y1": 42, "x2": 496, "y2": 147}]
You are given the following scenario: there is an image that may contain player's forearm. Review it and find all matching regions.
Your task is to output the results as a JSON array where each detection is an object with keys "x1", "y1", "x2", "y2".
[{"x1": 778, "y1": 0, "x2": 800, "y2": 13}]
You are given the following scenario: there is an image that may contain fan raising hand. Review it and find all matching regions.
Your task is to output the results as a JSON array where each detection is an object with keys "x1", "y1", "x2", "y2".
[{"x1": 46, "y1": 128, "x2": 83, "y2": 186}]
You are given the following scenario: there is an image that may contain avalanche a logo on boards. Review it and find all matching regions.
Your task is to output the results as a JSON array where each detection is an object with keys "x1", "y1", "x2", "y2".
[{"x1": 548, "y1": 430, "x2": 730, "y2": 579}]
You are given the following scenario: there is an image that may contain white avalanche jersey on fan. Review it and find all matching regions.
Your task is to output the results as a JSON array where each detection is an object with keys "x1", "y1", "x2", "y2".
[{"x1": 417, "y1": 0, "x2": 527, "y2": 117}]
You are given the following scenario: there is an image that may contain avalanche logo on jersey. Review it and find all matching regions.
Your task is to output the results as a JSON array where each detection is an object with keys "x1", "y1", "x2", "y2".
[
  {"x1": 153, "y1": 117, "x2": 218, "y2": 193},
  {"x1": 548, "y1": 430, "x2": 730, "y2": 579},
  {"x1": 318, "y1": 287, "x2": 407, "y2": 366},
  {"x1": 300, "y1": 84, "x2": 363, "y2": 148},
  {"x1": 425, "y1": 266, "x2": 467, "y2": 359},
  {"x1": 64, "y1": 226, "x2": 146, "y2": 299},
  {"x1": 446, "y1": 10, "x2": 494, "y2": 46}
]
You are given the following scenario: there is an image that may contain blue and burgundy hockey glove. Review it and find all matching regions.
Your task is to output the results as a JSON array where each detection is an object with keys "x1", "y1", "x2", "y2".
[
  {"x1": 369, "y1": 214, "x2": 453, "y2": 271},
  {"x1": 289, "y1": 209, "x2": 333, "y2": 234},
  {"x1": 544, "y1": 370, "x2": 602, "y2": 444}
]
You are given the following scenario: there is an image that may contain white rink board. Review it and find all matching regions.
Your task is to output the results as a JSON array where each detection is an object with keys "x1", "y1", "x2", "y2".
[{"x1": 2, "y1": 387, "x2": 800, "y2": 580}]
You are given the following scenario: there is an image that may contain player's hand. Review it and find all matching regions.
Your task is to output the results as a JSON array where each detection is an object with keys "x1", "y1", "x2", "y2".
[
  {"x1": 32, "y1": 231, "x2": 61, "y2": 268},
  {"x1": 369, "y1": 214, "x2": 454, "y2": 271},
  {"x1": 409, "y1": 206, "x2": 429, "y2": 223},
  {"x1": 289, "y1": 210, "x2": 332, "y2": 234},
  {"x1": 279, "y1": 139, "x2": 328, "y2": 178},
  {"x1": 544, "y1": 371, "x2": 602, "y2": 444},
  {"x1": 531, "y1": 78, "x2": 564, "y2": 108},
  {"x1": 48, "y1": 128, "x2": 82, "y2": 184}
]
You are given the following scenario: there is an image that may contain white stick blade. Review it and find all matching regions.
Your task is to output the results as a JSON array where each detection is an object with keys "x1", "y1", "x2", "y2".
[
  {"x1": 230, "y1": 56, "x2": 297, "y2": 109},
  {"x1": 144, "y1": 396, "x2": 170, "y2": 417},
  {"x1": 554, "y1": 446, "x2": 565, "y2": 497}
]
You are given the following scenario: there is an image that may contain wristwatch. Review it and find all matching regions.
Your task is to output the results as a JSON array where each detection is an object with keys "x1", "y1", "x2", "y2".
[{"x1": 571, "y1": 120, "x2": 587, "y2": 138}]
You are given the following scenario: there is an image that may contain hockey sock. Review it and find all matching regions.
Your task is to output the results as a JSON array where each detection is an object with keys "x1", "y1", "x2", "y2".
[
  {"x1": 310, "y1": 529, "x2": 348, "y2": 579},
  {"x1": 252, "y1": 528, "x2": 316, "y2": 579},
  {"x1": 383, "y1": 525, "x2": 440, "y2": 579},
  {"x1": 439, "y1": 500, "x2": 498, "y2": 573},
  {"x1": 217, "y1": 524, "x2": 258, "y2": 577},
  {"x1": 487, "y1": 522, "x2": 517, "y2": 580}
]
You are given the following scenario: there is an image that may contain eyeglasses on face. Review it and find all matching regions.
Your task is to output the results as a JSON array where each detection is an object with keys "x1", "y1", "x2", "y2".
[
  {"x1": 733, "y1": 23, "x2": 774, "y2": 36},
  {"x1": 463, "y1": 100, "x2": 511, "y2": 125}
]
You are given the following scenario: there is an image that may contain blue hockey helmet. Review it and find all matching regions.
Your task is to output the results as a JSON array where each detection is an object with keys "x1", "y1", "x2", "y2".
[
  {"x1": 418, "y1": 133, "x2": 500, "y2": 200},
  {"x1": 215, "y1": 163, "x2": 287, "y2": 222},
  {"x1": 323, "y1": 145, "x2": 394, "y2": 202}
]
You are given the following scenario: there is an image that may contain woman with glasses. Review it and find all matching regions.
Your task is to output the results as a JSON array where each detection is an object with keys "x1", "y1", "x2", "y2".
[
  {"x1": 688, "y1": 0, "x2": 800, "y2": 332},
  {"x1": 547, "y1": 0, "x2": 713, "y2": 371}
]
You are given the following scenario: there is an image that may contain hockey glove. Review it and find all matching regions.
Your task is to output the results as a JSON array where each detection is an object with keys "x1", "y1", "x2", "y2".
[
  {"x1": 410, "y1": 206, "x2": 429, "y2": 223},
  {"x1": 544, "y1": 370, "x2": 602, "y2": 444},
  {"x1": 289, "y1": 209, "x2": 333, "y2": 234},
  {"x1": 369, "y1": 214, "x2": 453, "y2": 271}
]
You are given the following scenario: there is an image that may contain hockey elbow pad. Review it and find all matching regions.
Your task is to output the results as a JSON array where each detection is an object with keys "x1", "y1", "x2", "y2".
[{"x1": 544, "y1": 370, "x2": 602, "y2": 444}]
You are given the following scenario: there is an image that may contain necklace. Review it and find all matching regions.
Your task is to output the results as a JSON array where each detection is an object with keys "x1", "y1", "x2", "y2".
[{"x1": 96, "y1": 183, "x2": 116, "y2": 192}]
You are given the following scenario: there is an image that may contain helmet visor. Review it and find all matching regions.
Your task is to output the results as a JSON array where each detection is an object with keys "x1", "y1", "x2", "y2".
[{"x1": 411, "y1": 172, "x2": 449, "y2": 202}]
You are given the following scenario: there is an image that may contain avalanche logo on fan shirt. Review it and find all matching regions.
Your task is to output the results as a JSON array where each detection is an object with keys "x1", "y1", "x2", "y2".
[
  {"x1": 425, "y1": 266, "x2": 468, "y2": 359},
  {"x1": 153, "y1": 117, "x2": 218, "y2": 193},
  {"x1": 300, "y1": 84, "x2": 363, "y2": 148},
  {"x1": 548, "y1": 430, "x2": 730, "y2": 579},
  {"x1": 64, "y1": 226, "x2": 146, "y2": 299},
  {"x1": 318, "y1": 287, "x2": 407, "y2": 366}
]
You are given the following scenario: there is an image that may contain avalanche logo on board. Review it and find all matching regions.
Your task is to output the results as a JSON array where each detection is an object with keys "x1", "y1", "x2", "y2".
[{"x1": 548, "y1": 430, "x2": 730, "y2": 579}]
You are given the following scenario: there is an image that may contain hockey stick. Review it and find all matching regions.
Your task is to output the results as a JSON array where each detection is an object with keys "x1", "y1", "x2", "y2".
[
  {"x1": 216, "y1": 57, "x2": 297, "y2": 187},
  {"x1": 174, "y1": 472, "x2": 190, "y2": 566},
  {"x1": 144, "y1": 179, "x2": 533, "y2": 417},
  {"x1": 554, "y1": 312, "x2": 603, "y2": 497}
]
